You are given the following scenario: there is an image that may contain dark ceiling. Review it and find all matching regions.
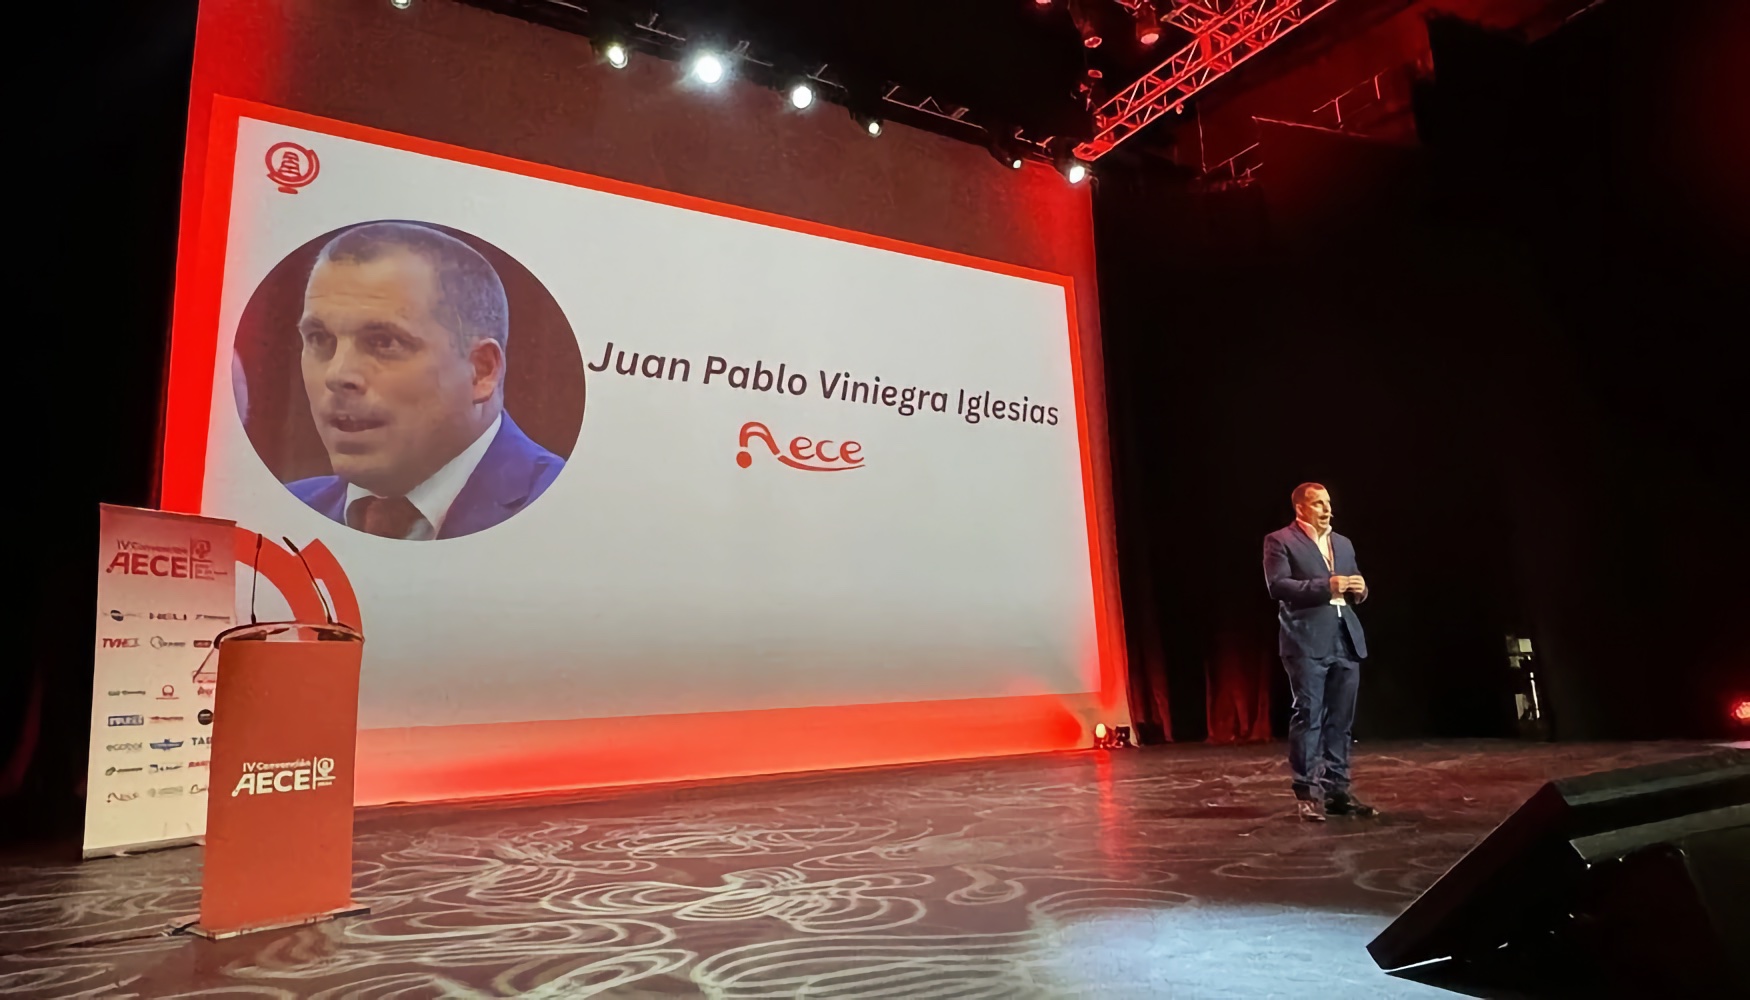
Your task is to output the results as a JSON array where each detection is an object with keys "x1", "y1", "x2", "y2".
[
  {"x1": 465, "y1": 0, "x2": 1156, "y2": 148},
  {"x1": 465, "y1": 0, "x2": 1603, "y2": 169}
]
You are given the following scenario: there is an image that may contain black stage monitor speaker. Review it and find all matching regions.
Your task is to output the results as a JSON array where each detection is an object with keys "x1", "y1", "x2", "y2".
[{"x1": 1369, "y1": 748, "x2": 1749, "y2": 998}]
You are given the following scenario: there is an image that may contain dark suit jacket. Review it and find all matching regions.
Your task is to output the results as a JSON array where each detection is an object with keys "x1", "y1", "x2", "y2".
[
  {"x1": 288, "y1": 414, "x2": 565, "y2": 539},
  {"x1": 1262, "y1": 523, "x2": 1369, "y2": 660}
]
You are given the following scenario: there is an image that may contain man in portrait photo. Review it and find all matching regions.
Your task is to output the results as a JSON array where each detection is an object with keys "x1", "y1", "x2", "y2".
[{"x1": 288, "y1": 221, "x2": 564, "y2": 540}]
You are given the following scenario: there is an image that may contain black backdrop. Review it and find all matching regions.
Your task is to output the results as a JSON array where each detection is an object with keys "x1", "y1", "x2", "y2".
[
  {"x1": 11, "y1": 2, "x2": 199, "y2": 846},
  {"x1": 1099, "y1": 0, "x2": 1747, "y2": 745}
]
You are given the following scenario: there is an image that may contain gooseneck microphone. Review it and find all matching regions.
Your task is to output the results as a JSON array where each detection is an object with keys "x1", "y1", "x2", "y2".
[
  {"x1": 281, "y1": 537, "x2": 337, "y2": 625},
  {"x1": 248, "y1": 532, "x2": 264, "y2": 625}
]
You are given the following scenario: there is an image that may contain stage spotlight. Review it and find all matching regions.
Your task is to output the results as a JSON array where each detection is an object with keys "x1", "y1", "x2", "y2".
[
  {"x1": 1134, "y1": 2, "x2": 1161, "y2": 46},
  {"x1": 788, "y1": 81, "x2": 815, "y2": 110},
  {"x1": 1093, "y1": 723, "x2": 1134, "y2": 750},
  {"x1": 389, "y1": 0, "x2": 411, "y2": 8},
  {"x1": 1056, "y1": 150, "x2": 1089, "y2": 184},
  {"x1": 1732, "y1": 697, "x2": 1750, "y2": 725},
  {"x1": 987, "y1": 130, "x2": 1026, "y2": 169},
  {"x1": 1050, "y1": 137, "x2": 1089, "y2": 185},
  {"x1": 598, "y1": 40, "x2": 630, "y2": 69},
  {"x1": 852, "y1": 110, "x2": 883, "y2": 137},
  {"x1": 691, "y1": 52, "x2": 726, "y2": 85},
  {"x1": 1068, "y1": 0, "x2": 1103, "y2": 48}
]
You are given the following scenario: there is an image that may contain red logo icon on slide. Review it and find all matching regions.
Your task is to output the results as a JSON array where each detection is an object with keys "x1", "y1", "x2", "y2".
[
  {"x1": 737, "y1": 421, "x2": 864, "y2": 472},
  {"x1": 265, "y1": 142, "x2": 320, "y2": 194}
]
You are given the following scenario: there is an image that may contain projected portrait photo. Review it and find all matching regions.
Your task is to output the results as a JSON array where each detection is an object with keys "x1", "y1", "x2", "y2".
[{"x1": 232, "y1": 221, "x2": 584, "y2": 540}]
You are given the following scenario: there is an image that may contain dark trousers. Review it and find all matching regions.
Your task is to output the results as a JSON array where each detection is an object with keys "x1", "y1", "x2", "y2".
[{"x1": 1282, "y1": 631, "x2": 1361, "y2": 800}]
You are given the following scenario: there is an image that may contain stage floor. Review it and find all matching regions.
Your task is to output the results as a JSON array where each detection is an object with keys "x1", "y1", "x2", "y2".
[{"x1": 0, "y1": 739, "x2": 1716, "y2": 999}]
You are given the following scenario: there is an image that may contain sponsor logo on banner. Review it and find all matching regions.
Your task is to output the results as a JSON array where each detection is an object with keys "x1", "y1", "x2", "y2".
[
  {"x1": 149, "y1": 716, "x2": 185, "y2": 724},
  {"x1": 188, "y1": 760, "x2": 211, "y2": 769},
  {"x1": 150, "y1": 738, "x2": 184, "y2": 751},
  {"x1": 266, "y1": 141, "x2": 321, "y2": 194},
  {"x1": 197, "y1": 709, "x2": 213, "y2": 725},
  {"x1": 108, "y1": 715, "x2": 144, "y2": 727},
  {"x1": 157, "y1": 685, "x2": 178, "y2": 700},
  {"x1": 148, "y1": 612, "x2": 188, "y2": 621},
  {"x1": 736, "y1": 421, "x2": 865, "y2": 472},
  {"x1": 107, "y1": 689, "x2": 147, "y2": 697},
  {"x1": 102, "y1": 537, "x2": 226, "y2": 582},
  {"x1": 105, "y1": 766, "x2": 143, "y2": 775},
  {"x1": 147, "y1": 786, "x2": 184, "y2": 798},
  {"x1": 197, "y1": 685, "x2": 215, "y2": 697},
  {"x1": 150, "y1": 636, "x2": 188, "y2": 649},
  {"x1": 190, "y1": 783, "x2": 209, "y2": 795},
  {"x1": 106, "y1": 791, "x2": 139, "y2": 803},
  {"x1": 101, "y1": 638, "x2": 139, "y2": 649},
  {"x1": 231, "y1": 756, "x2": 338, "y2": 797},
  {"x1": 195, "y1": 613, "x2": 232, "y2": 622},
  {"x1": 106, "y1": 609, "x2": 141, "y2": 621},
  {"x1": 192, "y1": 736, "x2": 212, "y2": 746},
  {"x1": 194, "y1": 639, "x2": 213, "y2": 648},
  {"x1": 106, "y1": 742, "x2": 143, "y2": 752},
  {"x1": 150, "y1": 763, "x2": 183, "y2": 773}
]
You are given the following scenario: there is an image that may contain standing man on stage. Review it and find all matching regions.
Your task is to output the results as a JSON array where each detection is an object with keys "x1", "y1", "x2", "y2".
[{"x1": 1263, "y1": 483, "x2": 1380, "y2": 822}]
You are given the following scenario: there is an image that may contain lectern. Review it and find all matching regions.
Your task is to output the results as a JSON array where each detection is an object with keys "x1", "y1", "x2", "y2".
[{"x1": 192, "y1": 621, "x2": 366, "y2": 938}]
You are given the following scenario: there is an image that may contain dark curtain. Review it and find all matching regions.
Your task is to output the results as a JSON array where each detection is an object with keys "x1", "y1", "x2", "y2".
[
  {"x1": 8, "y1": 2, "x2": 199, "y2": 849},
  {"x1": 1094, "y1": 0, "x2": 1747, "y2": 746},
  {"x1": 1205, "y1": 624, "x2": 1275, "y2": 745},
  {"x1": 1102, "y1": 296, "x2": 1173, "y2": 743}
]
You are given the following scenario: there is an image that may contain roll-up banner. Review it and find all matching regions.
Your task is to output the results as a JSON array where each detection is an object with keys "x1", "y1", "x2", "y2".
[{"x1": 85, "y1": 504, "x2": 236, "y2": 857}]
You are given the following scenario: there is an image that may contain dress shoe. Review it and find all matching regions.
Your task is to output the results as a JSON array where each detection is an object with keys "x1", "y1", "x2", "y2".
[
  {"x1": 1296, "y1": 799, "x2": 1327, "y2": 822},
  {"x1": 1325, "y1": 793, "x2": 1379, "y2": 818}
]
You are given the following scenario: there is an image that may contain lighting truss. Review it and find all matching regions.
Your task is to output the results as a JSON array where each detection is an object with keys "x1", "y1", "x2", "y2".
[
  {"x1": 464, "y1": 0, "x2": 1057, "y2": 163},
  {"x1": 1075, "y1": 0, "x2": 1339, "y2": 161},
  {"x1": 880, "y1": 84, "x2": 973, "y2": 127}
]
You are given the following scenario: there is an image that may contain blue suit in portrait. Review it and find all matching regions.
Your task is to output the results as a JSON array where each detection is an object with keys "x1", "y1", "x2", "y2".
[
  {"x1": 1262, "y1": 523, "x2": 1368, "y2": 801},
  {"x1": 289, "y1": 414, "x2": 564, "y2": 540}
]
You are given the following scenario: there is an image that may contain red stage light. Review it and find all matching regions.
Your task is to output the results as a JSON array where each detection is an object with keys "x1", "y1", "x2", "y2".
[
  {"x1": 1068, "y1": 0, "x2": 1103, "y2": 48},
  {"x1": 1134, "y1": 2, "x2": 1161, "y2": 46},
  {"x1": 1731, "y1": 698, "x2": 1750, "y2": 725}
]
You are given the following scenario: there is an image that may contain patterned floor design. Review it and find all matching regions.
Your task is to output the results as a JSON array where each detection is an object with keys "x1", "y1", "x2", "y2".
[{"x1": 0, "y1": 740, "x2": 1715, "y2": 998}]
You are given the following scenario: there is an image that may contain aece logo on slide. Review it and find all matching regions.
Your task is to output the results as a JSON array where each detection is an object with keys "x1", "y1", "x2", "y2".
[
  {"x1": 736, "y1": 421, "x2": 864, "y2": 472},
  {"x1": 266, "y1": 141, "x2": 320, "y2": 194}
]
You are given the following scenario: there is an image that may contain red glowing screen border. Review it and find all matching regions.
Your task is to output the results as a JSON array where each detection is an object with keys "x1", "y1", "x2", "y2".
[{"x1": 160, "y1": 96, "x2": 1124, "y2": 799}]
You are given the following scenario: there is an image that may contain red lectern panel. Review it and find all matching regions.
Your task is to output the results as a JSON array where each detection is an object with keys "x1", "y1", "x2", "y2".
[{"x1": 198, "y1": 625, "x2": 364, "y2": 937}]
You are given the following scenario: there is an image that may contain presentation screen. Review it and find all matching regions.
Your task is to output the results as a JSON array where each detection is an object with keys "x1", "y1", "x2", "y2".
[{"x1": 163, "y1": 98, "x2": 1118, "y2": 802}]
